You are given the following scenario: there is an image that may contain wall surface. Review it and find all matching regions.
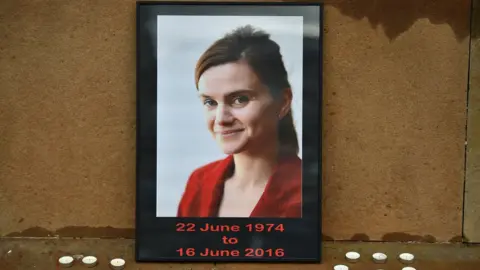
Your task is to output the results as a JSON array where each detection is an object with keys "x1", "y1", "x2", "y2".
[
  {"x1": 322, "y1": 0, "x2": 470, "y2": 242},
  {"x1": 465, "y1": 0, "x2": 480, "y2": 243},
  {"x1": 0, "y1": 0, "x2": 478, "y2": 269}
]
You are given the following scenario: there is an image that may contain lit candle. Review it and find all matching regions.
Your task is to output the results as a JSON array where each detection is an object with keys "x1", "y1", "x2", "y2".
[
  {"x1": 58, "y1": 256, "x2": 74, "y2": 268},
  {"x1": 345, "y1": 251, "x2": 360, "y2": 262},
  {"x1": 372, "y1": 252, "x2": 387, "y2": 263},
  {"x1": 333, "y1": 265, "x2": 349, "y2": 270},
  {"x1": 398, "y1": 252, "x2": 415, "y2": 264},
  {"x1": 82, "y1": 256, "x2": 98, "y2": 268},
  {"x1": 110, "y1": 258, "x2": 126, "y2": 270}
]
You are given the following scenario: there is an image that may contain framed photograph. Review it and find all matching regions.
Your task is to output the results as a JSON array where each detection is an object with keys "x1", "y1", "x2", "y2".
[{"x1": 136, "y1": 1, "x2": 323, "y2": 263}]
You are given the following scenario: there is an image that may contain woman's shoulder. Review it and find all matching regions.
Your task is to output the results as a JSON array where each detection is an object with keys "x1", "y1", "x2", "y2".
[
  {"x1": 178, "y1": 157, "x2": 232, "y2": 217},
  {"x1": 180, "y1": 156, "x2": 232, "y2": 201},
  {"x1": 190, "y1": 155, "x2": 233, "y2": 178},
  {"x1": 279, "y1": 155, "x2": 302, "y2": 172},
  {"x1": 274, "y1": 154, "x2": 302, "y2": 189}
]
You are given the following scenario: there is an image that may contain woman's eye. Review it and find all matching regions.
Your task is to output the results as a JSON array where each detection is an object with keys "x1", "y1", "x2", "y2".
[
  {"x1": 232, "y1": 96, "x2": 249, "y2": 105},
  {"x1": 203, "y1": 99, "x2": 217, "y2": 107}
]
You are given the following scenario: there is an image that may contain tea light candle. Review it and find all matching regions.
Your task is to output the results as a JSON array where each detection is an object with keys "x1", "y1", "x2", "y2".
[
  {"x1": 82, "y1": 256, "x2": 98, "y2": 267},
  {"x1": 345, "y1": 251, "x2": 360, "y2": 262},
  {"x1": 333, "y1": 265, "x2": 349, "y2": 270},
  {"x1": 110, "y1": 258, "x2": 125, "y2": 270},
  {"x1": 58, "y1": 256, "x2": 74, "y2": 268},
  {"x1": 399, "y1": 252, "x2": 415, "y2": 264},
  {"x1": 402, "y1": 267, "x2": 416, "y2": 270},
  {"x1": 372, "y1": 252, "x2": 387, "y2": 263}
]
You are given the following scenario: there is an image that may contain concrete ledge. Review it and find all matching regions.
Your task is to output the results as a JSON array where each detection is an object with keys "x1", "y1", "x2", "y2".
[{"x1": 1, "y1": 238, "x2": 480, "y2": 270}]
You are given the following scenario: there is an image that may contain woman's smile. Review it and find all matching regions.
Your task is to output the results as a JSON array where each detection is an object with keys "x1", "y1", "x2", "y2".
[{"x1": 216, "y1": 129, "x2": 245, "y2": 138}]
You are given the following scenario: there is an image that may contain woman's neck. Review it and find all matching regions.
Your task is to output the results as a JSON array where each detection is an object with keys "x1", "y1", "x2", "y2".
[{"x1": 230, "y1": 144, "x2": 279, "y2": 189}]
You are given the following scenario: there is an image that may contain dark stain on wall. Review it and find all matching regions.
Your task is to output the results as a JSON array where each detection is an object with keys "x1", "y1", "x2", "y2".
[
  {"x1": 382, "y1": 232, "x2": 437, "y2": 243},
  {"x1": 449, "y1": 235, "x2": 466, "y2": 242},
  {"x1": 328, "y1": 0, "x2": 471, "y2": 41},
  {"x1": 322, "y1": 234, "x2": 334, "y2": 241},
  {"x1": 350, "y1": 233, "x2": 370, "y2": 241}
]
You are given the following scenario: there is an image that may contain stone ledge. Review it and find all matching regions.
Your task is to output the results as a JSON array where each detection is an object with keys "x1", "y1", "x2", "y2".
[{"x1": 1, "y1": 238, "x2": 480, "y2": 270}]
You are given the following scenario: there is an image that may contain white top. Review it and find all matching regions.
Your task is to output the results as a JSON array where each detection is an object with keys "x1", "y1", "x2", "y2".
[
  {"x1": 399, "y1": 252, "x2": 415, "y2": 262},
  {"x1": 333, "y1": 265, "x2": 349, "y2": 270},
  {"x1": 58, "y1": 256, "x2": 74, "y2": 265},
  {"x1": 110, "y1": 258, "x2": 126, "y2": 267},
  {"x1": 82, "y1": 256, "x2": 97, "y2": 265},
  {"x1": 345, "y1": 251, "x2": 360, "y2": 260},
  {"x1": 372, "y1": 252, "x2": 387, "y2": 261}
]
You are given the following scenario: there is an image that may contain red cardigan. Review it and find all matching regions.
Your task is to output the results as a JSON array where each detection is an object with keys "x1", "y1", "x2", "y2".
[{"x1": 177, "y1": 154, "x2": 302, "y2": 218}]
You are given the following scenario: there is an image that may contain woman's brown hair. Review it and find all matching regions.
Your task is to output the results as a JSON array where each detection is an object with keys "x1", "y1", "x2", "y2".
[{"x1": 194, "y1": 25, "x2": 299, "y2": 155}]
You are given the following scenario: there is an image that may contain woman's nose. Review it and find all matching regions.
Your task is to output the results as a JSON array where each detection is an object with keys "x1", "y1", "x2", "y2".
[{"x1": 215, "y1": 104, "x2": 233, "y2": 125}]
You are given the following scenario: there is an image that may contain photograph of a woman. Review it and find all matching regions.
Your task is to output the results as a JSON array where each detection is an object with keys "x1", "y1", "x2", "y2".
[
  {"x1": 137, "y1": 3, "x2": 322, "y2": 262},
  {"x1": 155, "y1": 15, "x2": 304, "y2": 218},
  {"x1": 177, "y1": 25, "x2": 302, "y2": 218}
]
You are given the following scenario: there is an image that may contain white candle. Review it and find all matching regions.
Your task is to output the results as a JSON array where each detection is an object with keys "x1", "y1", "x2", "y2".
[
  {"x1": 345, "y1": 251, "x2": 360, "y2": 262},
  {"x1": 333, "y1": 265, "x2": 349, "y2": 270},
  {"x1": 82, "y1": 256, "x2": 98, "y2": 267},
  {"x1": 110, "y1": 258, "x2": 126, "y2": 270},
  {"x1": 402, "y1": 267, "x2": 416, "y2": 270},
  {"x1": 372, "y1": 252, "x2": 387, "y2": 263},
  {"x1": 399, "y1": 252, "x2": 415, "y2": 264},
  {"x1": 58, "y1": 256, "x2": 74, "y2": 268}
]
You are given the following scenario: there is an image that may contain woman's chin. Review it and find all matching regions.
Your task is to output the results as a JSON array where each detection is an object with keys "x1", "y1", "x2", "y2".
[
  {"x1": 221, "y1": 148, "x2": 240, "y2": 155},
  {"x1": 218, "y1": 144, "x2": 246, "y2": 155}
]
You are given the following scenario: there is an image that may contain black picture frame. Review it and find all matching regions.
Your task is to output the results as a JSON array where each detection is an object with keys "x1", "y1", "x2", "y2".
[{"x1": 136, "y1": 1, "x2": 323, "y2": 263}]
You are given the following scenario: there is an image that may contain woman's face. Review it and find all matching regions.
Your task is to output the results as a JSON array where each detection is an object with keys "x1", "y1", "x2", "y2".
[{"x1": 197, "y1": 61, "x2": 285, "y2": 155}]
